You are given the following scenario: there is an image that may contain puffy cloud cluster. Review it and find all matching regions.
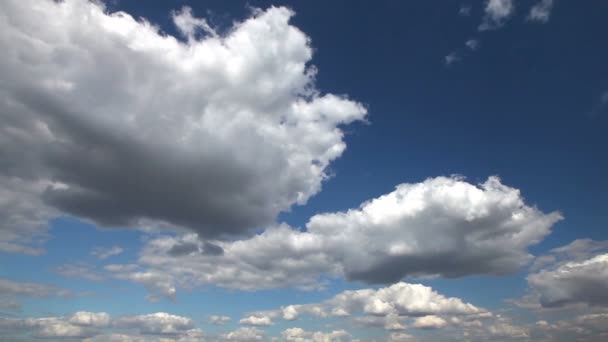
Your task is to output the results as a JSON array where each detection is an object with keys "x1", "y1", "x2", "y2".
[
  {"x1": 527, "y1": 239, "x2": 608, "y2": 308},
  {"x1": 111, "y1": 176, "x2": 560, "y2": 295},
  {"x1": 479, "y1": 0, "x2": 515, "y2": 30},
  {"x1": 282, "y1": 328, "x2": 353, "y2": 342},
  {"x1": 531, "y1": 313, "x2": 608, "y2": 342},
  {"x1": 239, "y1": 315, "x2": 274, "y2": 327},
  {"x1": 0, "y1": 311, "x2": 203, "y2": 341},
  {"x1": 0, "y1": 312, "x2": 110, "y2": 339},
  {"x1": 244, "y1": 282, "x2": 483, "y2": 329},
  {"x1": 0, "y1": 0, "x2": 366, "y2": 249},
  {"x1": 221, "y1": 327, "x2": 265, "y2": 341}
]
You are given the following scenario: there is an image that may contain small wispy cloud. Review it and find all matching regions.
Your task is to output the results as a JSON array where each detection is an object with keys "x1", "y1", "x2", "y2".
[
  {"x1": 444, "y1": 52, "x2": 461, "y2": 66},
  {"x1": 465, "y1": 39, "x2": 480, "y2": 50},
  {"x1": 91, "y1": 246, "x2": 123, "y2": 260},
  {"x1": 459, "y1": 4, "x2": 472, "y2": 16},
  {"x1": 527, "y1": 0, "x2": 554, "y2": 23}
]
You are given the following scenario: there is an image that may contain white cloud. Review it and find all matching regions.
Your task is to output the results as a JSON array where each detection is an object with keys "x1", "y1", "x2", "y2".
[
  {"x1": 412, "y1": 315, "x2": 447, "y2": 329},
  {"x1": 110, "y1": 176, "x2": 560, "y2": 296},
  {"x1": 282, "y1": 327, "x2": 353, "y2": 342},
  {"x1": 387, "y1": 332, "x2": 416, "y2": 342},
  {"x1": 114, "y1": 312, "x2": 196, "y2": 335},
  {"x1": 222, "y1": 327, "x2": 265, "y2": 341},
  {"x1": 56, "y1": 263, "x2": 104, "y2": 281},
  {"x1": 0, "y1": 277, "x2": 70, "y2": 298},
  {"x1": 91, "y1": 246, "x2": 124, "y2": 260},
  {"x1": 68, "y1": 311, "x2": 111, "y2": 328},
  {"x1": 479, "y1": 0, "x2": 515, "y2": 30},
  {"x1": 528, "y1": 251, "x2": 608, "y2": 308},
  {"x1": 527, "y1": 0, "x2": 554, "y2": 23},
  {"x1": 0, "y1": 311, "x2": 204, "y2": 341},
  {"x1": 0, "y1": 316, "x2": 94, "y2": 339},
  {"x1": 304, "y1": 176, "x2": 561, "y2": 283},
  {"x1": 247, "y1": 282, "x2": 483, "y2": 330},
  {"x1": 0, "y1": 0, "x2": 366, "y2": 242},
  {"x1": 209, "y1": 315, "x2": 231, "y2": 325},
  {"x1": 459, "y1": 4, "x2": 472, "y2": 16},
  {"x1": 465, "y1": 39, "x2": 480, "y2": 51},
  {"x1": 444, "y1": 52, "x2": 461, "y2": 66},
  {"x1": 239, "y1": 315, "x2": 274, "y2": 327}
]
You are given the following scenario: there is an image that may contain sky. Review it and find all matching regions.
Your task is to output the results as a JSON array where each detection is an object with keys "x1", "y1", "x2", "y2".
[{"x1": 0, "y1": 0, "x2": 607, "y2": 341}]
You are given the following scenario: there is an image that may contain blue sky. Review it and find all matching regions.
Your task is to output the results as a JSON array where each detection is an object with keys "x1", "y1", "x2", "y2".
[{"x1": 0, "y1": 0, "x2": 607, "y2": 341}]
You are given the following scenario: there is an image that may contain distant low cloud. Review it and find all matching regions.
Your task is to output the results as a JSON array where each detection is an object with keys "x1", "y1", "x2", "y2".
[
  {"x1": 0, "y1": 278, "x2": 71, "y2": 298},
  {"x1": 239, "y1": 315, "x2": 274, "y2": 327},
  {"x1": 221, "y1": 327, "x2": 265, "y2": 341},
  {"x1": 526, "y1": 239, "x2": 608, "y2": 308},
  {"x1": 0, "y1": 311, "x2": 204, "y2": 341},
  {"x1": 479, "y1": 0, "x2": 515, "y2": 30},
  {"x1": 0, "y1": 0, "x2": 366, "y2": 243},
  {"x1": 249, "y1": 282, "x2": 484, "y2": 324},
  {"x1": 91, "y1": 246, "x2": 124, "y2": 260},
  {"x1": 209, "y1": 315, "x2": 231, "y2": 325},
  {"x1": 282, "y1": 327, "x2": 353, "y2": 342},
  {"x1": 527, "y1": 0, "x2": 555, "y2": 23}
]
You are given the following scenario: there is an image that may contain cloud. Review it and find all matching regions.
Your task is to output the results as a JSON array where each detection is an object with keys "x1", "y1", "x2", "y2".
[
  {"x1": 55, "y1": 263, "x2": 104, "y2": 281},
  {"x1": 0, "y1": 278, "x2": 70, "y2": 298},
  {"x1": 0, "y1": 311, "x2": 204, "y2": 341},
  {"x1": 0, "y1": 0, "x2": 366, "y2": 242},
  {"x1": 247, "y1": 282, "x2": 484, "y2": 327},
  {"x1": 459, "y1": 4, "x2": 472, "y2": 16},
  {"x1": 114, "y1": 312, "x2": 196, "y2": 335},
  {"x1": 209, "y1": 315, "x2": 231, "y2": 325},
  {"x1": 109, "y1": 176, "x2": 560, "y2": 296},
  {"x1": 91, "y1": 246, "x2": 124, "y2": 260},
  {"x1": 527, "y1": 0, "x2": 554, "y2": 23},
  {"x1": 465, "y1": 39, "x2": 480, "y2": 51},
  {"x1": 282, "y1": 327, "x2": 353, "y2": 342},
  {"x1": 531, "y1": 314, "x2": 608, "y2": 342},
  {"x1": 111, "y1": 269, "x2": 177, "y2": 302},
  {"x1": 479, "y1": 0, "x2": 515, "y2": 30},
  {"x1": 387, "y1": 333, "x2": 416, "y2": 342},
  {"x1": 239, "y1": 315, "x2": 274, "y2": 327},
  {"x1": 222, "y1": 327, "x2": 265, "y2": 341},
  {"x1": 444, "y1": 52, "x2": 461, "y2": 66},
  {"x1": 527, "y1": 241, "x2": 608, "y2": 308},
  {"x1": 0, "y1": 176, "x2": 56, "y2": 255},
  {"x1": 303, "y1": 176, "x2": 561, "y2": 284},
  {"x1": 412, "y1": 315, "x2": 447, "y2": 329},
  {"x1": 172, "y1": 6, "x2": 218, "y2": 40},
  {"x1": 0, "y1": 316, "x2": 96, "y2": 339}
]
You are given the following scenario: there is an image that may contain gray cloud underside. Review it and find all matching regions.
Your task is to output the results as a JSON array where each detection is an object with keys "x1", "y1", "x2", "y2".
[
  {"x1": 526, "y1": 239, "x2": 608, "y2": 308},
  {"x1": 0, "y1": 0, "x2": 366, "y2": 246},
  {"x1": 106, "y1": 176, "x2": 561, "y2": 296}
]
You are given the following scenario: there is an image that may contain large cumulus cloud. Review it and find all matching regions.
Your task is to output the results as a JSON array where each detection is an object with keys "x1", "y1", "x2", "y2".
[
  {"x1": 0, "y1": 0, "x2": 366, "y2": 244},
  {"x1": 110, "y1": 176, "x2": 561, "y2": 294}
]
